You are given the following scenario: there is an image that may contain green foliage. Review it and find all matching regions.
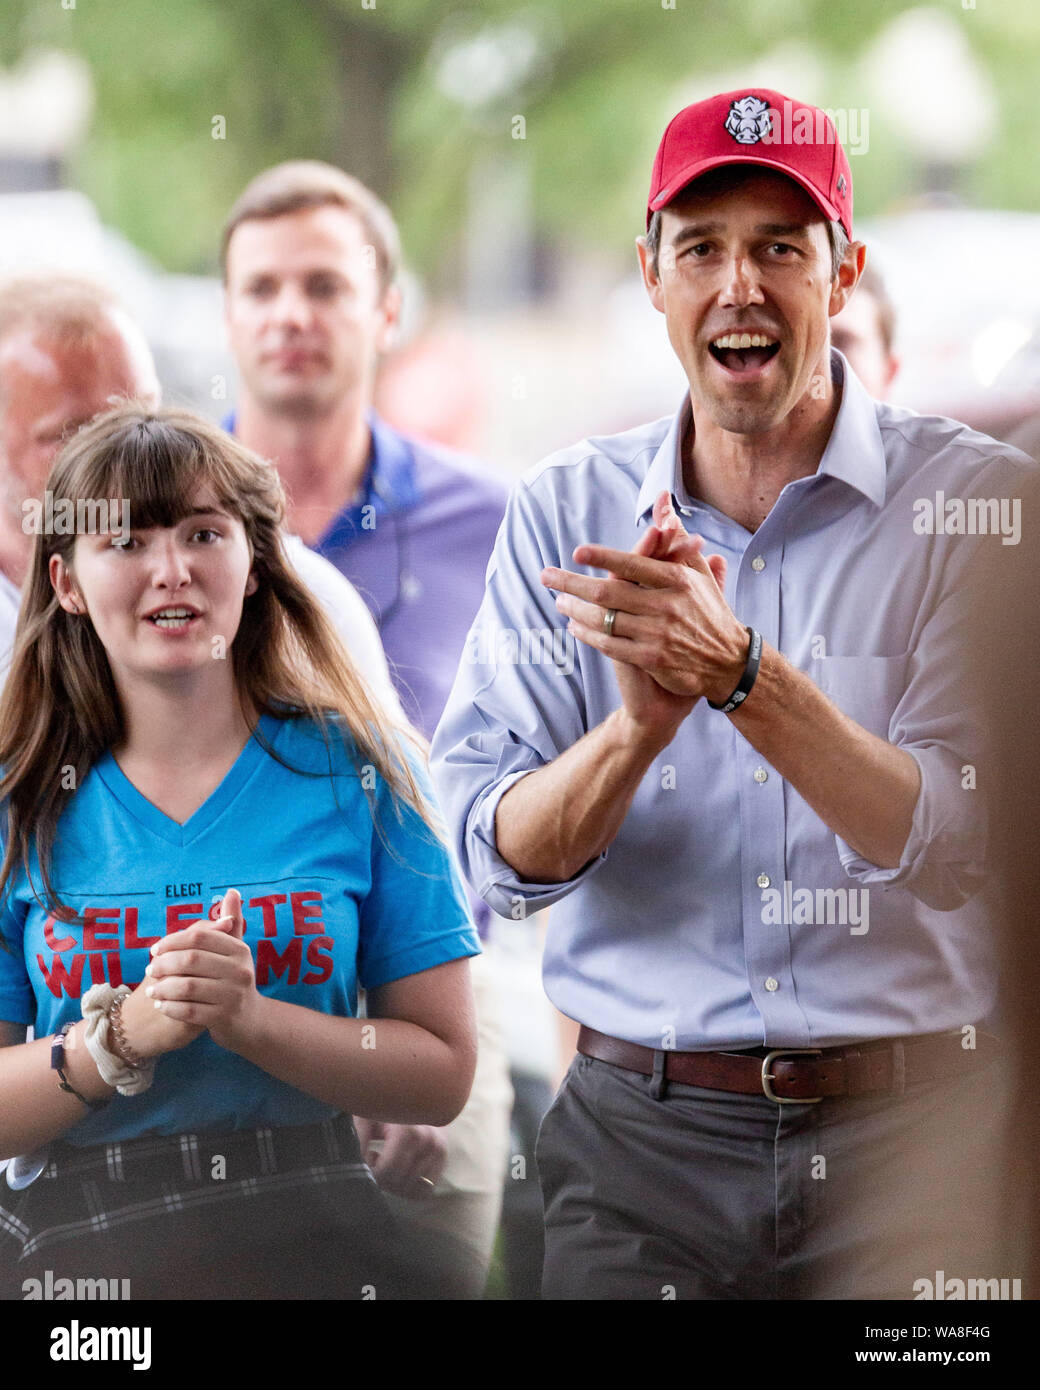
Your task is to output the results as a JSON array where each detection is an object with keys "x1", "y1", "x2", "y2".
[{"x1": 2, "y1": 0, "x2": 1038, "y2": 277}]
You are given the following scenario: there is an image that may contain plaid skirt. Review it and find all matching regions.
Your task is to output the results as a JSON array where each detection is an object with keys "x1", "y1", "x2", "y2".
[{"x1": 0, "y1": 1113, "x2": 439, "y2": 1300}]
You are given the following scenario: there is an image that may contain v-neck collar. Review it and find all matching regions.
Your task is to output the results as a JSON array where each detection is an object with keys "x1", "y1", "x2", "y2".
[{"x1": 92, "y1": 712, "x2": 284, "y2": 848}]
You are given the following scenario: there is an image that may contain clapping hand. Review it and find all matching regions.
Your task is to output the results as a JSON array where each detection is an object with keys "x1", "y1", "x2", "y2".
[
  {"x1": 144, "y1": 888, "x2": 261, "y2": 1052},
  {"x1": 543, "y1": 491, "x2": 736, "y2": 736}
]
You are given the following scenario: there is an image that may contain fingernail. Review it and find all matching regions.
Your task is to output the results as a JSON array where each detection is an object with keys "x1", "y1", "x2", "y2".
[
  {"x1": 153, "y1": 1000, "x2": 165, "y2": 1011},
  {"x1": 144, "y1": 963, "x2": 153, "y2": 977},
  {"x1": 145, "y1": 985, "x2": 155, "y2": 998},
  {"x1": 150, "y1": 943, "x2": 160, "y2": 955}
]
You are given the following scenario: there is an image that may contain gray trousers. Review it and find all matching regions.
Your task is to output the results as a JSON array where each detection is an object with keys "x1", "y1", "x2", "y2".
[{"x1": 537, "y1": 1052, "x2": 1017, "y2": 1300}]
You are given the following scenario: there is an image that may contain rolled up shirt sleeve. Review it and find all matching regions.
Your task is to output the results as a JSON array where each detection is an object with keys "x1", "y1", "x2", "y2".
[
  {"x1": 837, "y1": 744, "x2": 985, "y2": 909},
  {"x1": 832, "y1": 546, "x2": 988, "y2": 910},
  {"x1": 431, "y1": 478, "x2": 606, "y2": 918}
]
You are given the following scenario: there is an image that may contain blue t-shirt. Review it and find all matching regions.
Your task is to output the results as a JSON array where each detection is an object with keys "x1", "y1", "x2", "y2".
[{"x1": 0, "y1": 712, "x2": 479, "y2": 1144}]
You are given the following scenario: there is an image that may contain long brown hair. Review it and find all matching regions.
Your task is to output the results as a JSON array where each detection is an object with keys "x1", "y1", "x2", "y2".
[{"x1": 0, "y1": 404, "x2": 433, "y2": 926}]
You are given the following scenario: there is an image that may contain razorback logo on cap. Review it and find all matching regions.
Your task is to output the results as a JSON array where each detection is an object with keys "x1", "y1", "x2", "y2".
[{"x1": 724, "y1": 95, "x2": 773, "y2": 145}]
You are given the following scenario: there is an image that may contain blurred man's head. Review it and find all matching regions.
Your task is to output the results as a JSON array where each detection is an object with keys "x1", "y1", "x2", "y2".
[
  {"x1": 0, "y1": 276, "x2": 160, "y2": 499},
  {"x1": 830, "y1": 259, "x2": 899, "y2": 400},
  {"x1": 221, "y1": 162, "x2": 401, "y2": 421}
]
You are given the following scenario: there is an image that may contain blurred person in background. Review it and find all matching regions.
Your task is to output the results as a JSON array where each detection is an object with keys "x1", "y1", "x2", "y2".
[
  {"x1": 1007, "y1": 417, "x2": 1040, "y2": 464},
  {"x1": 433, "y1": 88, "x2": 1030, "y2": 1299},
  {"x1": 221, "y1": 162, "x2": 514, "y2": 1298},
  {"x1": 995, "y1": 332, "x2": 1040, "y2": 463},
  {"x1": 829, "y1": 259, "x2": 900, "y2": 400},
  {"x1": 0, "y1": 275, "x2": 402, "y2": 713},
  {"x1": 0, "y1": 278, "x2": 159, "y2": 663},
  {"x1": 973, "y1": 466, "x2": 1040, "y2": 1301}
]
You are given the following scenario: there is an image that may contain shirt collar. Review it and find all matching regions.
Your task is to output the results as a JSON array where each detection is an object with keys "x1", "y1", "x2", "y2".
[
  {"x1": 634, "y1": 348, "x2": 887, "y2": 526},
  {"x1": 815, "y1": 350, "x2": 888, "y2": 508},
  {"x1": 366, "y1": 410, "x2": 419, "y2": 513},
  {"x1": 224, "y1": 407, "x2": 420, "y2": 515},
  {"x1": 310, "y1": 412, "x2": 419, "y2": 554},
  {"x1": 634, "y1": 397, "x2": 693, "y2": 525}
]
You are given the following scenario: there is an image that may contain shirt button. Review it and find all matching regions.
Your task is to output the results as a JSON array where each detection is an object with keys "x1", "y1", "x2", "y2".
[
  {"x1": 751, "y1": 556, "x2": 766, "y2": 572},
  {"x1": 753, "y1": 767, "x2": 768, "y2": 783},
  {"x1": 764, "y1": 977, "x2": 780, "y2": 992},
  {"x1": 756, "y1": 873, "x2": 771, "y2": 888}
]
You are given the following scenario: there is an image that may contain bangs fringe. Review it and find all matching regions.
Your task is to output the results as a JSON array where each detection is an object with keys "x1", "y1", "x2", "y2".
[{"x1": 72, "y1": 419, "x2": 251, "y2": 532}]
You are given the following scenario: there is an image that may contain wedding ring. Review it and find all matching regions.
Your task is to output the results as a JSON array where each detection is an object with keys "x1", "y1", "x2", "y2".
[{"x1": 602, "y1": 608, "x2": 618, "y2": 638}]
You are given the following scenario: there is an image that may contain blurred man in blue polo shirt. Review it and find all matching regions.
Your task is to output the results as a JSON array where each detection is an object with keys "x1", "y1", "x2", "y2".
[{"x1": 221, "y1": 163, "x2": 513, "y2": 1297}]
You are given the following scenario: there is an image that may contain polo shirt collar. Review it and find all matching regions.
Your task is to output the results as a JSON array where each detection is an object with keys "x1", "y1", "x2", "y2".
[
  {"x1": 224, "y1": 407, "x2": 420, "y2": 515},
  {"x1": 312, "y1": 412, "x2": 420, "y2": 554},
  {"x1": 366, "y1": 411, "x2": 420, "y2": 513},
  {"x1": 634, "y1": 348, "x2": 887, "y2": 526}
]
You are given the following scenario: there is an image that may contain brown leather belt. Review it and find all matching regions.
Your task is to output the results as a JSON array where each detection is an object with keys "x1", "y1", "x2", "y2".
[{"x1": 577, "y1": 1025, "x2": 998, "y2": 1104}]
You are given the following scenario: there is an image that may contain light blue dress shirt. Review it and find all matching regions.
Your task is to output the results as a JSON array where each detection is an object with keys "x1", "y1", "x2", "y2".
[{"x1": 430, "y1": 353, "x2": 1033, "y2": 1050}]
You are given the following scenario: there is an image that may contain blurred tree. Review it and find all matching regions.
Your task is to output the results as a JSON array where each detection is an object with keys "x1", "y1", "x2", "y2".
[{"x1": 1, "y1": 0, "x2": 1037, "y2": 279}]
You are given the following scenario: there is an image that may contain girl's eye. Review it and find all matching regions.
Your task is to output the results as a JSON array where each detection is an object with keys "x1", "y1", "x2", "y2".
[
  {"x1": 193, "y1": 528, "x2": 220, "y2": 543},
  {"x1": 110, "y1": 536, "x2": 137, "y2": 551}
]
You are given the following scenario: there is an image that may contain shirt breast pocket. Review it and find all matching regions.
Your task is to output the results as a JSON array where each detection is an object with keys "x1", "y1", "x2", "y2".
[{"x1": 809, "y1": 654, "x2": 911, "y2": 741}]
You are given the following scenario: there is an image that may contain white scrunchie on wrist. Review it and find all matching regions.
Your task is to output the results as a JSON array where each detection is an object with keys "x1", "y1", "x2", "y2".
[{"x1": 81, "y1": 983, "x2": 155, "y2": 1096}]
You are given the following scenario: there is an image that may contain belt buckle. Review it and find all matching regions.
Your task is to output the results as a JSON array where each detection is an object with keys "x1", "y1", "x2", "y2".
[{"x1": 761, "y1": 1048, "x2": 823, "y2": 1105}]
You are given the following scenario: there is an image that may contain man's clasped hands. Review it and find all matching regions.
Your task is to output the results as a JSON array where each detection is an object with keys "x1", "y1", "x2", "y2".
[{"x1": 542, "y1": 491, "x2": 748, "y2": 734}]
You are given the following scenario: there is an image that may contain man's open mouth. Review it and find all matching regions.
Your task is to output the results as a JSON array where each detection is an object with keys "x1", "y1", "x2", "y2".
[{"x1": 708, "y1": 334, "x2": 781, "y2": 374}]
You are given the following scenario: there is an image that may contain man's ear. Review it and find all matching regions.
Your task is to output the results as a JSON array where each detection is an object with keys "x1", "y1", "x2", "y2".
[
  {"x1": 375, "y1": 283, "x2": 403, "y2": 356},
  {"x1": 829, "y1": 240, "x2": 866, "y2": 318},
  {"x1": 636, "y1": 236, "x2": 666, "y2": 315}
]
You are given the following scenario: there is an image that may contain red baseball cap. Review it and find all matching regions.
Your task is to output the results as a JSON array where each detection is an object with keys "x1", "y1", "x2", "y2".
[{"x1": 647, "y1": 88, "x2": 853, "y2": 237}]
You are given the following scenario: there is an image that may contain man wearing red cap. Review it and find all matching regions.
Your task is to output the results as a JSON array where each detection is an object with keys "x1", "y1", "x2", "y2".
[{"x1": 432, "y1": 90, "x2": 1027, "y2": 1298}]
